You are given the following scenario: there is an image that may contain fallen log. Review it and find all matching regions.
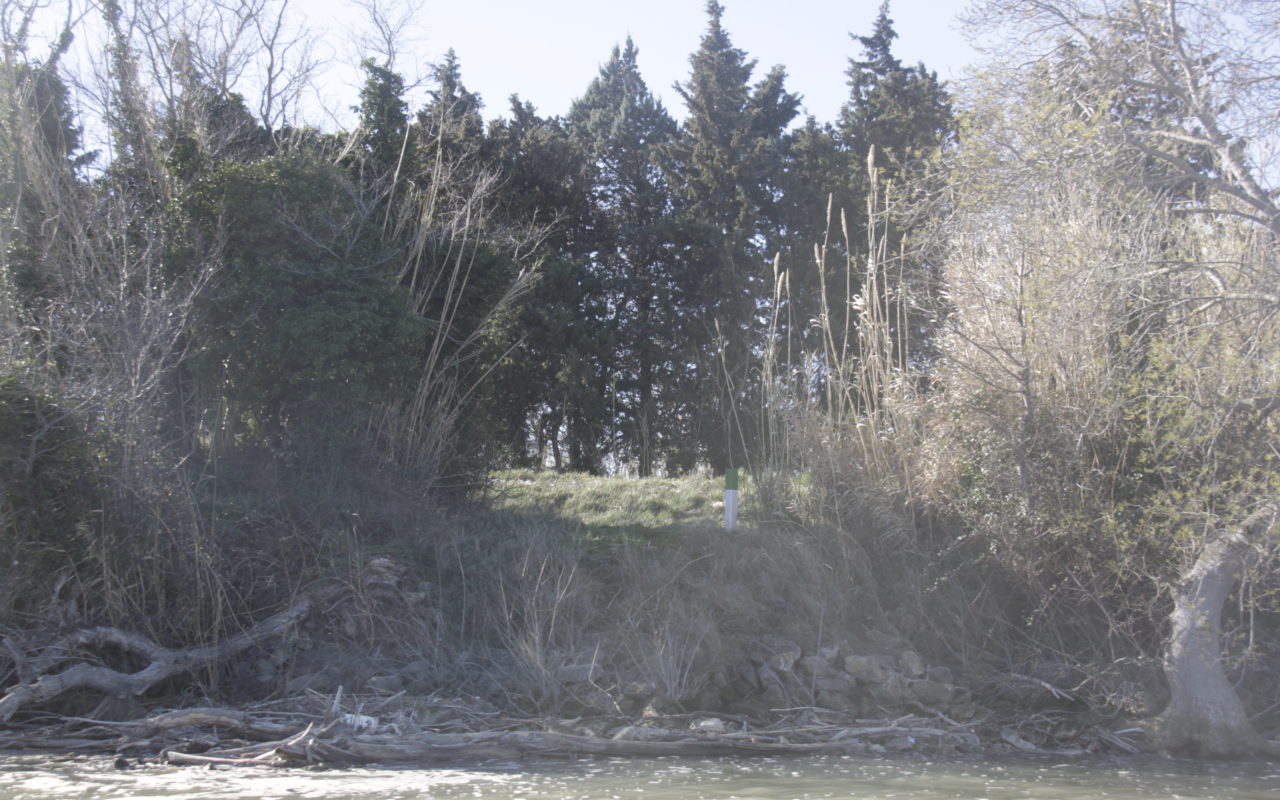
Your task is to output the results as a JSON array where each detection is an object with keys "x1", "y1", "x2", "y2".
[
  {"x1": 0, "y1": 581, "x2": 346, "y2": 722},
  {"x1": 131, "y1": 708, "x2": 307, "y2": 740}
]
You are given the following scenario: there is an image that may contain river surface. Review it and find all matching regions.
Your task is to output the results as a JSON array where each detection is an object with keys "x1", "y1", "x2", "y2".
[{"x1": 0, "y1": 752, "x2": 1277, "y2": 799}]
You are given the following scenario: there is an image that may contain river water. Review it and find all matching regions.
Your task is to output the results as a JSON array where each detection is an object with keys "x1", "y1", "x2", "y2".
[{"x1": 0, "y1": 752, "x2": 1277, "y2": 799}]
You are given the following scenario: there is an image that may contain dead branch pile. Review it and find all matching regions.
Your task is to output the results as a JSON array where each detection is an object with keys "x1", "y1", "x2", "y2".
[{"x1": 2, "y1": 704, "x2": 986, "y2": 767}]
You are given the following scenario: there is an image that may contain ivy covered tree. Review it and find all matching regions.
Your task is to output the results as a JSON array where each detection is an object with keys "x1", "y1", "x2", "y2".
[
  {"x1": 0, "y1": 20, "x2": 86, "y2": 322},
  {"x1": 179, "y1": 155, "x2": 423, "y2": 463}
]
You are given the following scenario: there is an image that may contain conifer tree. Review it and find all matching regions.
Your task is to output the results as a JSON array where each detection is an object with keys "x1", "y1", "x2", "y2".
[
  {"x1": 663, "y1": 0, "x2": 799, "y2": 472},
  {"x1": 354, "y1": 58, "x2": 414, "y2": 184},
  {"x1": 835, "y1": 1, "x2": 954, "y2": 371},
  {"x1": 418, "y1": 49, "x2": 485, "y2": 169},
  {"x1": 567, "y1": 38, "x2": 679, "y2": 476},
  {"x1": 838, "y1": 1, "x2": 952, "y2": 177},
  {"x1": 484, "y1": 98, "x2": 601, "y2": 471}
]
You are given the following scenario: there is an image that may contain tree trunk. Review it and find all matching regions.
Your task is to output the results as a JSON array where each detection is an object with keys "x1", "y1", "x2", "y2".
[{"x1": 1152, "y1": 505, "x2": 1279, "y2": 757}]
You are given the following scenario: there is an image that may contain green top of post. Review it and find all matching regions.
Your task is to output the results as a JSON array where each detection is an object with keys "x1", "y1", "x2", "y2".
[{"x1": 725, "y1": 468, "x2": 738, "y2": 491}]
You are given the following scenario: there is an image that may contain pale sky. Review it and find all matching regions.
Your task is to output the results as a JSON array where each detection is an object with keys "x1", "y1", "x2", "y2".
[{"x1": 308, "y1": 0, "x2": 979, "y2": 126}]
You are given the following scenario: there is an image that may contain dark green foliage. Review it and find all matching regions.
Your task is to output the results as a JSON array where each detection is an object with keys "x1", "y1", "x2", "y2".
[
  {"x1": 0, "y1": 378, "x2": 100, "y2": 589},
  {"x1": 180, "y1": 156, "x2": 423, "y2": 457},
  {"x1": 567, "y1": 38, "x2": 680, "y2": 476},
  {"x1": 661, "y1": 0, "x2": 800, "y2": 471},
  {"x1": 355, "y1": 58, "x2": 415, "y2": 181},
  {"x1": 417, "y1": 50, "x2": 486, "y2": 169},
  {"x1": 486, "y1": 98, "x2": 602, "y2": 472},
  {"x1": 838, "y1": 1, "x2": 953, "y2": 176},
  {"x1": 1, "y1": 34, "x2": 87, "y2": 308},
  {"x1": 830, "y1": 1, "x2": 954, "y2": 374}
]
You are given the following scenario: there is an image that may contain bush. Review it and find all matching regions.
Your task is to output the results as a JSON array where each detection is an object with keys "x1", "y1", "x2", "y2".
[{"x1": 0, "y1": 376, "x2": 102, "y2": 617}]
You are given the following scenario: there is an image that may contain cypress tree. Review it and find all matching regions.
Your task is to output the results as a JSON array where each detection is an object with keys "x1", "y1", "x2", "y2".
[
  {"x1": 838, "y1": 1, "x2": 953, "y2": 179},
  {"x1": 567, "y1": 38, "x2": 679, "y2": 476},
  {"x1": 663, "y1": 0, "x2": 799, "y2": 472}
]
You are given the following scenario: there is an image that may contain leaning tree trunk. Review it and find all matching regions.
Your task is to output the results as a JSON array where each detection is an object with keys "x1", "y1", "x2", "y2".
[{"x1": 1151, "y1": 505, "x2": 1279, "y2": 757}]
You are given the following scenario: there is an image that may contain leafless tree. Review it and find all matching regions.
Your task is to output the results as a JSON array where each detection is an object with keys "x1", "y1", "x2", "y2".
[{"x1": 957, "y1": 0, "x2": 1280, "y2": 756}]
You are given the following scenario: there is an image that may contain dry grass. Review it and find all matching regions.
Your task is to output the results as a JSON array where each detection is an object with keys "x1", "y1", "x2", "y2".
[{"x1": 391, "y1": 470, "x2": 889, "y2": 711}]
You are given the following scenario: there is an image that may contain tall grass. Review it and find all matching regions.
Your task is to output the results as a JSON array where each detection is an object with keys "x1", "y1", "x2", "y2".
[{"x1": 750, "y1": 154, "x2": 1014, "y2": 672}]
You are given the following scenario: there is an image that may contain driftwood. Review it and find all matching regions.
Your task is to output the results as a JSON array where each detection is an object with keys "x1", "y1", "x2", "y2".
[
  {"x1": 131, "y1": 707, "x2": 305, "y2": 740},
  {"x1": 0, "y1": 581, "x2": 346, "y2": 722},
  {"x1": 152, "y1": 719, "x2": 980, "y2": 767},
  {"x1": 0, "y1": 694, "x2": 1161, "y2": 766}
]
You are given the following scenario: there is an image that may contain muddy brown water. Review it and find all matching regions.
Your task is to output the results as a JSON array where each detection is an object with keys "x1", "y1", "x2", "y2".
[{"x1": 0, "y1": 752, "x2": 1277, "y2": 799}]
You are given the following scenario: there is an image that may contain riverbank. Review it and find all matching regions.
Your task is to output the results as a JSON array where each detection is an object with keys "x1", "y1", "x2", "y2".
[
  {"x1": 1, "y1": 472, "x2": 1275, "y2": 764},
  {"x1": 0, "y1": 683, "x2": 1155, "y2": 769}
]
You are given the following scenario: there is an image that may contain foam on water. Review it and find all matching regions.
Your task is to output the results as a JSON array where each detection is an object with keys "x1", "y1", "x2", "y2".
[{"x1": 0, "y1": 752, "x2": 1277, "y2": 800}]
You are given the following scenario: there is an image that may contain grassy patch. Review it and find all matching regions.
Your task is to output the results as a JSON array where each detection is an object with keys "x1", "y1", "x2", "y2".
[{"x1": 486, "y1": 470, "x2": 725, "y2": 545}]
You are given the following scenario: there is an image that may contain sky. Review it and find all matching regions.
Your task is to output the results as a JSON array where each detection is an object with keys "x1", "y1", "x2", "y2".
[{"x1": 307, "y1": 0, "x2": 980, "y2": 126}]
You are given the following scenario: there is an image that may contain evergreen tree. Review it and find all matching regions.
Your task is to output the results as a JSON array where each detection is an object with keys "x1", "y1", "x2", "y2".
[
  {"x1": 838, "y1": 1, "x2": 952, "y2": 176},
  {"x1": 487, "y1": 98, "x2": 601, "y2": 471},
  {"x1": 417, "y1": 49, "x2": 486, "y2": 170},
  {"x1": 834, "y1": 1, "x2": 954, "y2": 373},
  {"x1": 567, "y1": 38, "x2": 679, "y2": 476},
  {"x1": 663, "y1": 0, "x2": 799, "y2": 472},
  {"x1": 354, "y1": 58, "x2": 415, "y2": 184}
]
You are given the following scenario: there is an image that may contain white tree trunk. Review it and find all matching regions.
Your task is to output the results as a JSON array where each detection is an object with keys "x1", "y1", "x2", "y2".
[{"x1": 1153, "y1": 506, "x2": 1279, "y2": 756}]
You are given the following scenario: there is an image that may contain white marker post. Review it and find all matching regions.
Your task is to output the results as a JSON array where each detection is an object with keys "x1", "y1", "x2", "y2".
[{"x1": 724, "y1": 468, "x2": 739, "y2": 532}]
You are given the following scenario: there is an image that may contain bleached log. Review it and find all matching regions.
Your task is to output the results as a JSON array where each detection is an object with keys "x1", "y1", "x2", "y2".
[{"x1": 0, "y1": 582, "x2": 345, "y2": 721}]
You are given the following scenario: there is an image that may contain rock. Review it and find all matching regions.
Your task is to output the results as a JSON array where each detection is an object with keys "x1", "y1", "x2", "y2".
[
  {"x1": 797, "y1": 656, "x2": 839, "y2": 677},
  {"x1": 400, "y1": 659, "x2": 434, "y2": 683},
  {"x1": 762, "y1": 639, "x2": 802, "y2": 673},
  {"x1": 816, "y1": 646, "x2": 841, "y2": 664},
  {"x1": 926, "y1": 665, "x2": 954, "y2": 685},
  {"x1": 718, "y1": 682, "x2": 741, "y2": 706},
  {"x1": 286, "y1": 672, "x2": 326, "y2": 694},
  {"x1": 733, "y1": 662, "x2": 759, "y2": 690},
  {"x1": 756, "y1": 664, "x2": 787, "y2": 695},
  {"x1": 812, "y1": 673, "x2": 856, "y2": 695},
  {"x1": 563, "y1": 688, "x2": 619, "y2": 716},
  {"x1": 899, "y1": 650, "x2": 926, "y2": 677},
  {"x1": 909, "y1": 679, "x2": 954, "y2": 706},
  {"x1": 688, "y1": 686, "x2": 725, "y2": 712},
  {"x1": 867, "y1": 673, "x2": 911, "y2": 707},
  {"x1": 691, "y1": 717, "x2": 728, "y2": 734},
  {"x1": 756, "y1": 664, "x2": 791, "y2": 706},
  {"x1": 575, "y1": 718, "x2": 611, "y2": 738},
  {"x1": 844, "y1": 655, "x2": 891, "y2": 683},
  {"x1": 642, "y1": 695, "x2": 680, "y2": 717},
  {"x1": 1000, "y1": 726, "x2": 1039, "y2": 752},
  {"x1": 816, "y1": 690, "x2": 860, "y2": 714},
  {"x1": 748, "y1": 635, "x2": 802, "y2": 672},
  {"x1": 954, "y1": 732, "x2": 982, "y2": 752}
]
